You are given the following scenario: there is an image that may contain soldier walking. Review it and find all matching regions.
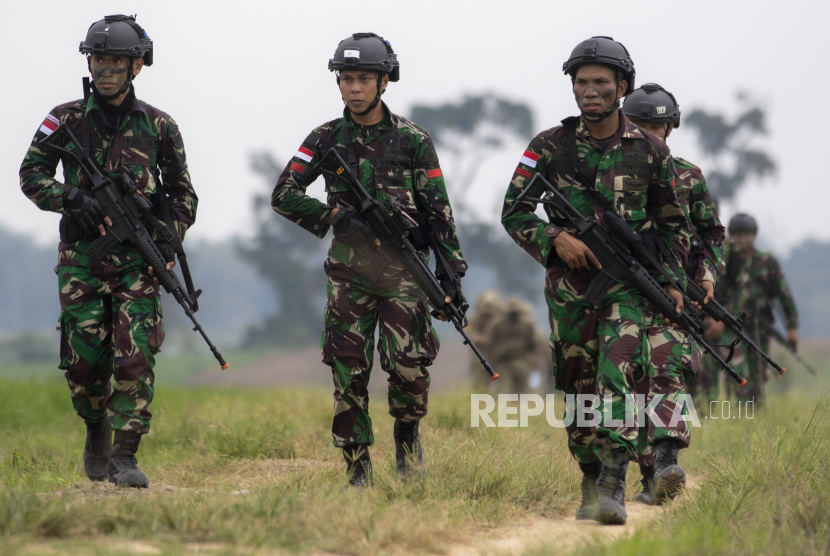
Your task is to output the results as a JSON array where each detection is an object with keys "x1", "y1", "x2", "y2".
[
  {"x1": 271, "y1": 33, "x2": 468, "y2": 487},
  {"x1": 623, "y1": 83, "x2": 725, "y2": 505},
  {"x1": 19, "y1": 15, "x2": 197, "y2": 488},
  {"x1": 488, "y1": 297, "x2": 544, "y2": 394},
  {"x1": 705, "y1": 214, "x2": 798, "y2": 403},
  {"x1": 501, "y1": 36, "x2": 689, "y2": 524},
  {"x1": 467, "y1": 291, "x2": 504, "y2": 389}
]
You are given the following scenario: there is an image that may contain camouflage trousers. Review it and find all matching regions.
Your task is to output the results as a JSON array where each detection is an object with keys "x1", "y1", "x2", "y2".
[
  {"x1": 546, "y1": 266, "x2": 650, "y2": 465},
  {"x1": 57, "y1": 262, "x2": 164, "y2": 434},
  {"x1": 321, "y1": 266, "x2": 439, "y2": 448},
  {"x1": 635, "y1": 312, "x2": 701, "y2": 467}
]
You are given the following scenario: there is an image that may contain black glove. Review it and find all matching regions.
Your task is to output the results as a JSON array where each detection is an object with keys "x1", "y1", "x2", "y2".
[
  {"x1": 439, "y1": 272, "x2": 468, "y2": 317},
  {"x1": 63, "y1": 187, "x2": 107, "y2": 237},
  {"x1": 154, "y1": 241, "x2": 176, "y2": 265},
  {"x1": 331, "y1": 209, "x2": 375, "y2": 248}
]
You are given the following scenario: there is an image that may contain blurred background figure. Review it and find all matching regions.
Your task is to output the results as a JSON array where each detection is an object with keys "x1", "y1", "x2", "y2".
[
  {"x1": 705, "y1": 214, "x2": 799, "y2": 403},
  {"x1": 488, "y1": 297, "x2": 545, "y2": 394},
  {"x1": 467, "y1": 291, "x2": 504, "y2": 389}
]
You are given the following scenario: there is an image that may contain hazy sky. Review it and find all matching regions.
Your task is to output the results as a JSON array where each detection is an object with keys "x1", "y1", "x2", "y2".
[{"x1": 1, "y1": 0, "x2": 826, "y2": 255}]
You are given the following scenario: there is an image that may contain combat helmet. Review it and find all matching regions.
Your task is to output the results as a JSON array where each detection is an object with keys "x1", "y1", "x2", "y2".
[
  {"x1": 79, "y1": 15, "x2": 152, "y2": 99},
  {"x1": 329, "y1": 33, "x2": 399, "y2": 116},
  {"x1": 563, "y1": 36, "x2": 635, "y2": 122},
  {"x1": 623, "y1": 83, "x2": 681, "y2": 128},
  {"x1": 728, "y1": 214, "x2": 758, "y2": 234},
  {"x1": 505, "y1": 297, "x2": 532, "y2": 315}
]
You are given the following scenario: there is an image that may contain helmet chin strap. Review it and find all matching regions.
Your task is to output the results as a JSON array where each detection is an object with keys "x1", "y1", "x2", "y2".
[
  {"x1": 582, "y1": 94, "x2": 620, "y2": 123},
  {"x1": 343, "y1": 72, "x2": 385, "y2": 117}
]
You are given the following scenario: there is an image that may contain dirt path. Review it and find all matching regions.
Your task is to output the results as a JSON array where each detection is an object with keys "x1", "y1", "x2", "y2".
[{"x1": 448, "y1": 475, "x2": 699, "y2": 556}]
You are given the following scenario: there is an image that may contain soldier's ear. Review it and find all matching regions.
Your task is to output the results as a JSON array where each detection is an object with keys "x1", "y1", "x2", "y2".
[
  {"x1": 381, "y1": 73, "x2": 389, "y2": 92},
  {"x1": 132, "y1": 57, "x2": 145, "y2": 78}
]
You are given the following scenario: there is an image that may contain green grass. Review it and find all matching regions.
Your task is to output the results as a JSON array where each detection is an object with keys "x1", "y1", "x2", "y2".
[
  {"x1": 0, "y1": 381, "x2": 584, "y2": 555},
  {"x1": 1, "y1": 351, "x2": 830, "y2": 555}
]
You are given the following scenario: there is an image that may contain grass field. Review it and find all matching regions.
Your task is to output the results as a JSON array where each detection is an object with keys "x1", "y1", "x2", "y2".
[{"x1": 1, "y1": 352, "x2": 829, "y2": 555}]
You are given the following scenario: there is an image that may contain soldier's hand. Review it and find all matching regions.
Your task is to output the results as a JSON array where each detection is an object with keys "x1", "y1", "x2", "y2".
[
  {"x1": 706, "y1": 319, "x2": 725, "y2": 342},
  {"x1": 691, "y1": 280, "x2": 714, "y2": 311},
  {"x1": 787, "y1": 328, "x2": 799, "y2": 350},
  {"x1": 552, "y1": 232, "x2": 602, "y2": 270},
  {"x1": 436, "y1": 295, "x2": 454, "y2": 322},
  {"x1": 148, "y1": 261, "x2": 176, "y2": 283},
  {"x1": 659, "y1": 285, "x2": 684, "y2": 328}
]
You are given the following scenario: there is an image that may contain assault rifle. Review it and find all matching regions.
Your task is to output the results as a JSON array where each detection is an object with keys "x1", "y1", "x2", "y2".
[
  {"x1": 682, "y1": 254, "x2": 786, "y2": 377},
  {"x1": 40, "y1": 124, "x2": 229, "y2": 370},
  {"x1": 760, "y1": 318, "x2": 818, "y2": 377},
  {"x1": 506, "y1": 173, "x2": 746, "y2": 386},
  {"x1": 313, "y1": 148, "x2": 498, "y2": 381}
]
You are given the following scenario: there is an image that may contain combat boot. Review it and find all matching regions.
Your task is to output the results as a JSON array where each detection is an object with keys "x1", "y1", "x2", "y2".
[
  {"x1": 343, "y1": 445, "x2": 373, "y2": 488},
  {"x1": 635, "y1": 464, "x2": 655, "y2": 505},
  {"x1": 107, "y1": 430, "x2": 149, "y2": 488},
  {"x1": 83, "y1": 418, "x2": 111, "y2": 482},
  {"x1": 651, "y1": 439, "x2": 685, "y2": 505},
  {"x1": 594, "y1": 449, "x2": 629, "y2": 525},
  {"x1": 393, "y1": 418, "x2": 425, "y2": 482},
  {"x1": 575, "y1": 461, "x2": 601, "y2": 520}
]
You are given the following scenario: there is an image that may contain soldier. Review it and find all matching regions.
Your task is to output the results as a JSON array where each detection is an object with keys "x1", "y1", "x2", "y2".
[
  {"x1": 488, "y1": 297, "x2": 544, "y2": 394},
  {"x1": 501, "y1": 36, "x2": 689, "y2": 525},
  {"x1": 467, "y1": 291, "x2": 504, "y2": 389},
  {"x1": 271, "y1": 33, "x2": 467, "y2": 487},
  {"x1": 705, "y1": 214, "x2": 798, "y2": 403},
  {"x1": 19, "y1": 15, "x2": 197, "y2": 488},
  {"x1": 622, "y1": 84, "x2": 725, "y2": 505}
]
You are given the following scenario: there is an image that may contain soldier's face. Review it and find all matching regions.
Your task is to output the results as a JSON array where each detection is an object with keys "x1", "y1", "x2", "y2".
[
  {"x1": 573, "y1": 65, "x2": 627, "y2": 116},
  {"x1": 339, "y1": 71, "x2": 388, "y2": 112},
  {"x1": 731, "y1": 231, "x2": 756, "y2": 252},
  {"x1": 89, "y1": 55, "x2": 143, "y2": 96},
  {"x1": 632, "y1": 121, "x2": 673, "y2": 141}
]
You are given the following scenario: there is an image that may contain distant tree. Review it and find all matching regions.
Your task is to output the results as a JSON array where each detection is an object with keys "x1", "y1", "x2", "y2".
[
  {"x1": 409, "y1": 95, "x2": 543, "y2": 300},
  {"x1": 410, "y1": 94, "x2": 534, "y2": 213},
  {"x1": 237, "y1": 152, "x2": 326, "y2": 347},
  {"x1": 685, "y1": 92, "x2": 776, "y2": 200}
]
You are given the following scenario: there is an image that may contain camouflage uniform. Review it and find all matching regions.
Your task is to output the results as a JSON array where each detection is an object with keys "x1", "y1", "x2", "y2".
[
  {"x1": 501, "y1": 113, "x2": 689, "y2": 464},
  {"x1": 271, "y1": 103, "x2": 466, "y2": 448},
  {"x1": 709, "y1": 243, "x2": 798, "y2": 402},
  {"x1": 636, "y1": 156, "x2": 724, "y2": 465},
  {"x1": 488, "y1": 298, "x2": 544, "y2": 394},
  {"x1": 467, "y1": 291, "x2": 503, "y2": 389},
  {"x1": 19, "y1": 94, "x2": 197, "y2": 434}
]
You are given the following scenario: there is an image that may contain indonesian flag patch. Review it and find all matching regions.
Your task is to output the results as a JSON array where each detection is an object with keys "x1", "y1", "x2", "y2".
[
  {"x1": 427, "y1": 168, "x2": 442, "y2": 179},
  {"x1": 39, "y1": 114, "x2": 59, "y2": 136},
  {"x1": 519, "y1": 150, "x2": 538, "y2": 168},
  {"x1": 295, "y1": 146, "x2": 313, "y2": 163}
]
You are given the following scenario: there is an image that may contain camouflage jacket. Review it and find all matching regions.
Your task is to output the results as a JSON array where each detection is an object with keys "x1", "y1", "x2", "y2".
[
  {"x1": 271, "y1": 104, "x2": 467, "y2": 277},
  {"x1": 501, "y1": 112, "x2": 690, "y2": 295},
  {"x1": 673, "y1": 157, "x2": 725, "y2": 285},
  {"x1": 19, "y1": 93, "x2": 197, "y2": 268},
  {"x1": 716, "y1": 244, "x2": 798, "y2": 330}
]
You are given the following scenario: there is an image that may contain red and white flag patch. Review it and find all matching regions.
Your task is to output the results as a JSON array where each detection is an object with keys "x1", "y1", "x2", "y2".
[
  {"x1": 39, "y1": 114, "x2": 59, "y2": 136},
  {"x1": 295, "y1": 146, "x2": 313, "y2": 163},
  {"x1": 427, "y1": 168, "x2": 442, "y2": 179},
  {"x1": 519, "y1": 150, "x2": 538, "y2": 168}
]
